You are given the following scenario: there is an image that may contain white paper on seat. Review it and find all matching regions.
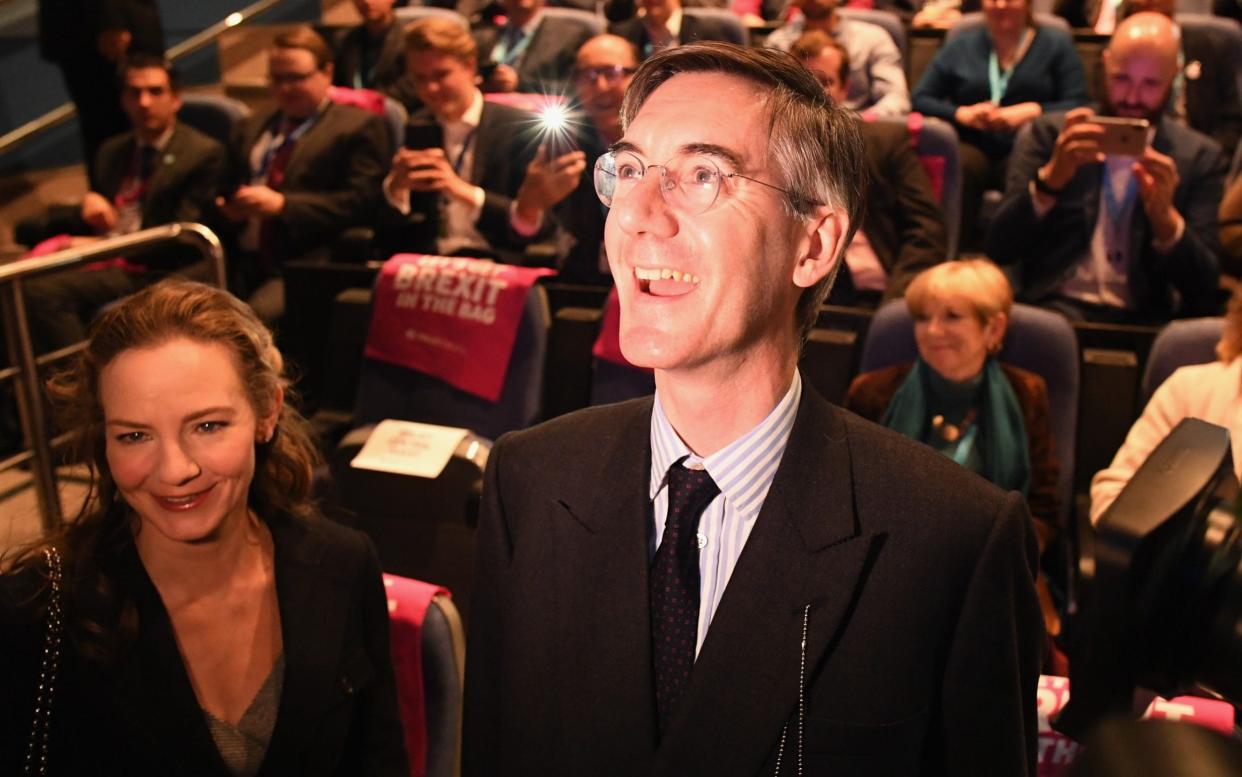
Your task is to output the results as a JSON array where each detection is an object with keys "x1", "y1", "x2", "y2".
[{"x1": 350, "y1": 419, "x2": 469, "y2": 479}]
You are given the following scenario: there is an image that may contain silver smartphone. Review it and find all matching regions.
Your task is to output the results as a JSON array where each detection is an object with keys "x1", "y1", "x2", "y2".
[{"x1": 1092, "y1": 116, "x2": 1151, "y2": 157}]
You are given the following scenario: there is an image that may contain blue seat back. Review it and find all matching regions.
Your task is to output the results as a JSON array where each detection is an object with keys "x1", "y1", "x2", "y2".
[
  {"x1": 1140, "y1": 317, "x2": 1224, "y2": 404},
  {"x1": 353, "y1": 284, "x2": 551, "y2": 440},
  {"x1": 178, "y1": 93, "x2": 250, "y2": 146},
  {"x1": 681, "y1": 7, "x2": 748, "y2": 45}
]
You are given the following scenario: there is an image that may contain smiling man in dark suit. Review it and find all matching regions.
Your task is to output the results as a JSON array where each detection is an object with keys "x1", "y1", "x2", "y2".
[
  {"x1": 464, "y1": 42, "x2": 1042, "y2": 777},
  {"x1": 218, "y1": 26, "x2": 390, "y2": 322},
  {"x1": 381, "y1": 17, "x2": 552, "y2": 262},
  {"x1": 24, "y1": 54, "x2": 226, "y2": 353}
]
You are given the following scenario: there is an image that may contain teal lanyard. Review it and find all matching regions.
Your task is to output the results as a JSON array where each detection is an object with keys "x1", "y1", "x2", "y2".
[
  {"x1": 1101, "y1": 165, "x2": 1138, "y2": 267},
  {"x1": 495, "y1": 23, "x2": 533, "y2": 66},
  {"x1": 987, "y1": 29, "x2": 1033, "y2": 104}
]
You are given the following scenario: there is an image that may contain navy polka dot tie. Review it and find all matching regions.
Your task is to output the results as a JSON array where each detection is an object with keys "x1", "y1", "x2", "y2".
[{"x1": 650, "y1": 463, "x2": 719, "y2": 735}]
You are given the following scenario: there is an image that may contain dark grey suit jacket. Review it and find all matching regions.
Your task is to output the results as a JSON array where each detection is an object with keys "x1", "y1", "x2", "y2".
[
  {"x1": 987, "y1": 110, "x2": 1226, "y2": 319},
  {"x1": 93, "y1": 122, "x2": 226, "y2": 230},
  {"x1": 463, "y1": 385, "x2": 1043, "y2": 776},
  {"x1": 475, "y1": 14, "x2": 596, "y2": 92},
  {"x1": 332, "y1": 21, "x2": 408, "y2": 97},
  {"x1": 230, "y1": 102, "x2": 390, "y2": 261},
  {"x1": 608, "y1": 13, "x2": 741, "y2": 60}
]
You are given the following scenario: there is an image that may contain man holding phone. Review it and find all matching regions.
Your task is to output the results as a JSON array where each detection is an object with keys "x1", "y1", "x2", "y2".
[
  {"x1": 381, "y1": 17, "x2": 551, "y2": 261},
  {"x1": 988, "y1": 11, "x2": 1225, "y2": 323}
]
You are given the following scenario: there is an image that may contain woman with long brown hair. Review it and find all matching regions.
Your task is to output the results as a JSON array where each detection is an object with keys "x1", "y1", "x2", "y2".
[{"x1": 1, "y1": 280, "x2": 407, "y2": 776}]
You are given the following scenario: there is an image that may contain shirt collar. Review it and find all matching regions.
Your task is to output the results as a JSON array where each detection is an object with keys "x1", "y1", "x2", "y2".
[
  {"x1": 138, "y1": 122, "x2": 176, "y2": 153},
  {"x1": 444, "y1": 89, "x2": 484, "y2": 130},
  {"x1": 649, "y1": 370, "x2": 802, "y2": 511}
]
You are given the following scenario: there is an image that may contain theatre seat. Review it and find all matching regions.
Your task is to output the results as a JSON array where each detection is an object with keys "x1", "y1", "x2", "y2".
[
  {"x1": 1140, "y1": 317, "x2": 1224, "y2": 405},
  {"x1": 349, "y1": 284, "x2": 550, "y2": 440},
  {"x1": 681, "y1": 7, "x2": 748, "y2": 45},
  {"x1": 178, "y1": 93, "x2": 250, "y2": 146},
  {"x1": 325, "y1": 277, "x2": 551, "y2": 619},
  {"x1": 394, "y1": 5, "x2": 470, "y2": 29},
  {"x1": 384, "y1": 577, "x2": 465, "y2": 777}
]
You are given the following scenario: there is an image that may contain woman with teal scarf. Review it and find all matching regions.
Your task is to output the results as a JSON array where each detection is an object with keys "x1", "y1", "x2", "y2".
[{"x1": 845, "y1": 261, "x2": 1061, "y2": 636}]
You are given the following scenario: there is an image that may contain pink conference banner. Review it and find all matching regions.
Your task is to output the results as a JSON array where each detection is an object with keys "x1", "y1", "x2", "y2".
[
  {"x1": 365, "y1": 254, "x2": 555, "y2": 402},
  {"x1": 1036, "y1": 674, "x2": 1235, "y2": 776}
]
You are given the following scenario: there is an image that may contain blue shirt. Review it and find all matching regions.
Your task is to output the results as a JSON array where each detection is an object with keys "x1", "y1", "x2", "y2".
[{"x1": 649, "y1": 371, "x2": 802, "y2": 655}]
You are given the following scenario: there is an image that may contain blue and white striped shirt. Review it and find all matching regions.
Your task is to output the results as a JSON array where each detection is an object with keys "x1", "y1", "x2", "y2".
[{"x1": 649, "y1": 371, "x2": 803, "y2": 656}]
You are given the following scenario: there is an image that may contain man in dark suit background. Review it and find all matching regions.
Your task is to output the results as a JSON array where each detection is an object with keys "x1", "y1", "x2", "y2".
[
  {"x1": 382, "y1": 17, "x2": 552, "y2": 262},
  {"x1": 507, "y1": 34, "x2": 637, "y2": 284},
  {"x1": 987, "y1": 11, "x2": 1225, "y2": 323},
  {"x1": 218, "y1": 26, "x2": 390, "y2": 322},
  {"x1": 332, "y1": 0, "x2": 409, "y2": 98},
  {"x1": 38, "y1": 0, "x2": 164, "y2": 181},
  {"x1": 464, "y1": 42, "x2": 1042, "y2": 776},
  {"x1": 793, "y1": 32, "x2": 947, "y2": 305},
  {"x1": 474, "y1": 0, "x2": 596, "y2": 93},
  {"x1": 608, "y1": 0, "x2": 740, "y2": 60},
  {"x1": 24, "y1": 55, "x2": 226, "y2": 354}
]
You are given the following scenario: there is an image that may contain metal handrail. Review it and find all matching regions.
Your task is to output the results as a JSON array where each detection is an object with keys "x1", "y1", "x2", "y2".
[
  {"x1": 0, "y1": 223, "x2": 226, "y2": 530},
  {"x1": 0, "y1": 0, "x2": 285, "y2": 158}
]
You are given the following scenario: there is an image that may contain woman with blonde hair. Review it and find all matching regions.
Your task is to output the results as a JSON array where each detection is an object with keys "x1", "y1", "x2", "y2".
[
  {"x1": 0, "y1": 280, "x2": 407, "y2": 776},
  {"x1": 845, "y1": 260, "x2": 1061, "y2": 634}
]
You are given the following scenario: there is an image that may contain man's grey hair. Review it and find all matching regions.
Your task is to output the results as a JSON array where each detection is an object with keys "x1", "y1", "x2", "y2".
[{"x1": 620, "y1": 42, "x2": 868, "y2": 341}]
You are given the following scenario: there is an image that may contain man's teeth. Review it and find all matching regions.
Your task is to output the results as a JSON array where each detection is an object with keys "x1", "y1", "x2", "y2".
[{"x1": 634, "y1": 267, "x2": 701, "y2": 284}]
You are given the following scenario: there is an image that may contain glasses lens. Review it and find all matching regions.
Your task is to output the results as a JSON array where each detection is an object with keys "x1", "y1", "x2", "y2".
[
  {"x1": 594, "y1": 152, "x2": 619, "y2": 207},
  {"x1": 665, "y1": 155, "x2": 722, "y2": 215}
]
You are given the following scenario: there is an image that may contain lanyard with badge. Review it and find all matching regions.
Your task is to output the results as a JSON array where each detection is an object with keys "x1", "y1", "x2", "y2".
[
  {"x1": 257, "y1": 110, "x2": 322, "y2": 183},
  {"x1": 113, "y1": 144, "x2": 160, "y2": 235},
  {"x1": 1101, "y1": 161, "x2": 1139, "y2": 269},
  {"x1": 987, "y1": 28, "x2": 1034, "y2": 104},
  {"x1": 495, "y1": 23, "x2": 534, "y2": 67}
]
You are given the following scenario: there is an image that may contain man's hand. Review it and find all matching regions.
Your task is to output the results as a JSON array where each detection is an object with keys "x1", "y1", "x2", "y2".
[
  {"x1": 80, "y1": 192, "x2": 118, "y2": 234},
  {"x1": 514, "y1": 145, "x2": 587, "y2": 224},
  {"x1": 986, "y1": 102, "x2": 1041, "y2": 133},
  {"x1": 1134, "y1": 146, "x2": 1182, "y2": 244},
  {"x1": 97, "y1": 29, "x2": 132, "y2": 62},
  {"x1": 954, "y1": 102, "x2": 998, "y2": 131},
  {"x1": 216, "y1": 185, "x2": 286, "y2": 219},
  {"x1": 1037, "y1": 107, "x2": 1104, "y2": 192},
  {"x1": 390, "y1": 148, "x2": 478, "y2": 204},
  {"x1": 486, "y1": 63, "x2": 520, "y2": 93}
]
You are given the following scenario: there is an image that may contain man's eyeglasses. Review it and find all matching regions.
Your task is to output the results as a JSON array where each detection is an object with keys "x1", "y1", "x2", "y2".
[
  {"x1": 593, "y1": 150, "x2": 812, "y2": 216},
  {"x1": 268, "y1": 70, "x2": 319, "y2": 86},
  {"x1": 574, "y1": 65, "x2": 636, "y2": 85}
]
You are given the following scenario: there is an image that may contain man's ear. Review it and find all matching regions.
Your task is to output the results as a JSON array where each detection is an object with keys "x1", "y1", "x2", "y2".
[{"x1": 792, "y1": 204, "x2": 849, "y2": 290}]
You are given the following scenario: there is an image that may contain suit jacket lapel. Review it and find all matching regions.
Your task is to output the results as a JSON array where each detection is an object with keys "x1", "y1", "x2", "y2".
[
  {"x1": 282, "y1": 102, "x2": 337, "y2": 186},
  {"x1": 141, "y1": 125, "x2": 184, "y2": 220},
  {"x1": 551, "y1": 397, "x2": 661, "y2": 763},
  {"x1": 469, "y1": 102, "x2": 499, "y2": 186},
  {"x1": 653, "y1": 389, "x2": 882, "y2": 775},
  {"x1": 259, "y1": 517, "x2": 354, "y2": 775}
]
